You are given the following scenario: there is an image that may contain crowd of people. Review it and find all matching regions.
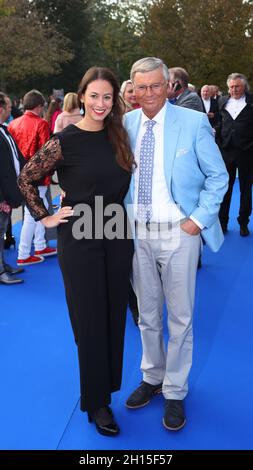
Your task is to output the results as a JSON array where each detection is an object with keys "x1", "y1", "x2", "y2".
[{"x1": 0, "y1": 58, "x2": 252, "y2": 436}]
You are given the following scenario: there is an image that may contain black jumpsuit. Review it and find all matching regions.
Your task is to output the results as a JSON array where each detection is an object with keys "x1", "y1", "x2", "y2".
[{"x1": 18, "y1": 124, "x2": 134, "y2": 413}]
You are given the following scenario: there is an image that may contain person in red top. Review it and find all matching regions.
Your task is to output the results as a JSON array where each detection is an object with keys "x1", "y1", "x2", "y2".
[
  {"x1": 8, "y1": 89, "x2": 57, "y2": 265},
  {"x1": 45, "y1": 98, "x2": 62, "y2": 134}
]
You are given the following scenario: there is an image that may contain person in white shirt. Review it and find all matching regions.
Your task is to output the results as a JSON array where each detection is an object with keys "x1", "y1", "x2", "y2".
[
  {"x1": 124, "y1": 57, "x2": 228, "y2": 431},
  {"x1": 0, "y1": 92, "x2": 25, "y2": 284},
  {"x1": 216, "y1": 73, "x2": 253, "y2": 236},
  {"x1": 200, "y1": 84, "x2": 220, "y2": 130}
]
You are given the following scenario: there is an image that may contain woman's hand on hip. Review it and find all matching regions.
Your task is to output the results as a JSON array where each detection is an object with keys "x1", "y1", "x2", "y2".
[{"x1": 41, "y1": 206, "x2": 74, "y2": 228}]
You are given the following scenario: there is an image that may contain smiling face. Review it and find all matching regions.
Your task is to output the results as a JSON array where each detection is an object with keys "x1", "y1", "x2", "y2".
[
  {"x1": 81, "y1": 79, "x2": 114, "y2": 128},
  {"x1": 133, "y1": 66, "x2": 168, "y2": 119},
  {"x1": 124, "y1": 83, "x2": 137, "y2": 105}
]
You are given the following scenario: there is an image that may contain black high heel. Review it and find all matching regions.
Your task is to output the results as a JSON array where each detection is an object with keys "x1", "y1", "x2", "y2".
[
  {"x1": 4, "y1": 236, "x2": 16, "y2": 249},
  {"x1": 87, "y1": 407, "x2": 120, "y2": 436}
]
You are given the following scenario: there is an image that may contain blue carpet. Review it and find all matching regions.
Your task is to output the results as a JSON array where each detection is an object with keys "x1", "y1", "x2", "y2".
[{"x1": 0, "y1": 181, "x2": 252, "y2": 449}]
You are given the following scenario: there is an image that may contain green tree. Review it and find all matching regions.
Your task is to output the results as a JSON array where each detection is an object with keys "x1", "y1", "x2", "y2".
[
  {"x1": 0, "y1": 0, "x2": 73, "y2": 92},
  {"x1": 0, "y1": 0, "x2": 14, "y2": 16},
  {"x1": 32, "y1": 0, "x2": 91, "y2": 92},
  {"x1": 140, "y1": 0, "x2": 253, "y2": 90},
  {"x1": 87, "y1": 0, "x2": 148, "y2": 83}
]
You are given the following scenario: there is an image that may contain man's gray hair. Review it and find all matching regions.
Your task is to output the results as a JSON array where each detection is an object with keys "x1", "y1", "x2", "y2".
[
  {"x1": 130, "y1": 57, "x2": 169, "y2": 81},
  {"x1": 226, "y1": 73, "x2": 250, "y2": 92}
]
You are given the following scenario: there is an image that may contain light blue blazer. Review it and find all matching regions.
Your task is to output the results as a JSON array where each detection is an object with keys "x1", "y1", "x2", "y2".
[{"x1": 124, "y1": 101, "x2": 229, "y2": 252}]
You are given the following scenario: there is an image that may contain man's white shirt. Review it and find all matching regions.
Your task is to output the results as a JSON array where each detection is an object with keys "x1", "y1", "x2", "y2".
[
  {"x1": 0, "y1": 126, "x2": 20, "y2": 176},
  {"x1": 202, "y1": 98, "x2": 211, "y2": 113},
  {"x1": 225, "y1": 95, "x2": 246, "y2": 120},
  {"x1": 133, "y1": 102, "x2": 203, "y2": 228}
]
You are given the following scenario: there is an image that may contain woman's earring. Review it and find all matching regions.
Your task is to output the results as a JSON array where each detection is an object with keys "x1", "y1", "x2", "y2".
[{"x1": 80, "y1": 101, "x2": 85, "y2": 115}]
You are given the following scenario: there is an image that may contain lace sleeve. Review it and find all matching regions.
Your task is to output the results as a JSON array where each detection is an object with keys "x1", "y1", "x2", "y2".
[{"x1": 18, "y1": 137, "x2": 64, "y2": 221}]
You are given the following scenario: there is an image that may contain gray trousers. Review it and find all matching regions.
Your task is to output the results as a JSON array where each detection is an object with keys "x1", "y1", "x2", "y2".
[{"x1": 133, "y1": 226, "x2": 201, "y2": 400}]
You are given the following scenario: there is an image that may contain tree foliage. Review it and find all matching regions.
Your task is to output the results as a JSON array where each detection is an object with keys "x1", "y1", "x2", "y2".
[
  {"x1": 0, "y1": 0, "x2": 14, "y2": 16},
  {"x1": 2, "y1": 0, "x2": 253, "y2": 96},
  {"x1": 0, "y1": 0, "x2": 73, "y2": 92},
  {"x1": 87, "y1": 0, "x2": 148, "y2": 83},
  {"x1": 31, "y1": 0, "x2": 91, "y2": 92},
  {"x1": 139, "y1": 0, "x2": 253, "y2": 89}
]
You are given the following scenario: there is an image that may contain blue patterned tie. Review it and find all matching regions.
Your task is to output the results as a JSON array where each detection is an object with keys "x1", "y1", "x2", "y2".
[{"x1": 137, "y1": 120, "x2": 156, "y2": 222}]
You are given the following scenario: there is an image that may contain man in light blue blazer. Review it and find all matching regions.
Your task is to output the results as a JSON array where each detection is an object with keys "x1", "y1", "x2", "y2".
[{"x1": 124, "y1": 57, "x2": 228, "y2": 431}]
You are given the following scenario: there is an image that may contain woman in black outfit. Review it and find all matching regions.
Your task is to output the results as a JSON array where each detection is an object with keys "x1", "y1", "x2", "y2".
[{"x1": 18, "y1": 67, "x2": 135, "y2": 436}]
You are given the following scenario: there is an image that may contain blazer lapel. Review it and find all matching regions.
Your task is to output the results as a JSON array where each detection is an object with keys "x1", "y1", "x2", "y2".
[
  {"x1": 235, "y1": 95, "x2": 253, "y2": 119},
  {"x1": 200, "y1": 98, "x2": 206, "y2": 113},
  {"x1": 125, "y1": 110, "x2": 142, "y2": 202},
  {"x1": 125, "y1": 110, "x2": 141, "y2": 151},
  {"x1": 0, "y1": 126, "x2": 15, "y2": 169},
  {"x1": 219, "y1": 96, "x2": 229, "y2": 111},
  {"x1": 163, "y1": 103, "x2": 181, "y2": 198}
]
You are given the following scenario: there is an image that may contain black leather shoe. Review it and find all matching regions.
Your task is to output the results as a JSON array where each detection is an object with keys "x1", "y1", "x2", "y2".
[
  {"x1": 126, "y1": 381, "x2": 163, "y2": 409},
  {"x1": 0, "y1": 271, "x2": 24, "y2": 285},
  {"x1": 4, "y1": 263, "x2": 24, "y2": 275},
  {"x1": 163, "y1": 399, "x2": 186, "y2": 431},
  {"x1": 240, "y1": 226, "x2": 250, "y2": 237},
  {"x1": 88, "y1": 406, "x2": 119, "y2": 437}
]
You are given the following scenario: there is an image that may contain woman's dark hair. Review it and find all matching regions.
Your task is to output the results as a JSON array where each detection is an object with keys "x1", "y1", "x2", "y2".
[
  {"x1": 45, "y1": 98, "x2": 62, "y2": 123},
  {"x1": 78, "y1": 66, "x2": 135, "y2": 172}
]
